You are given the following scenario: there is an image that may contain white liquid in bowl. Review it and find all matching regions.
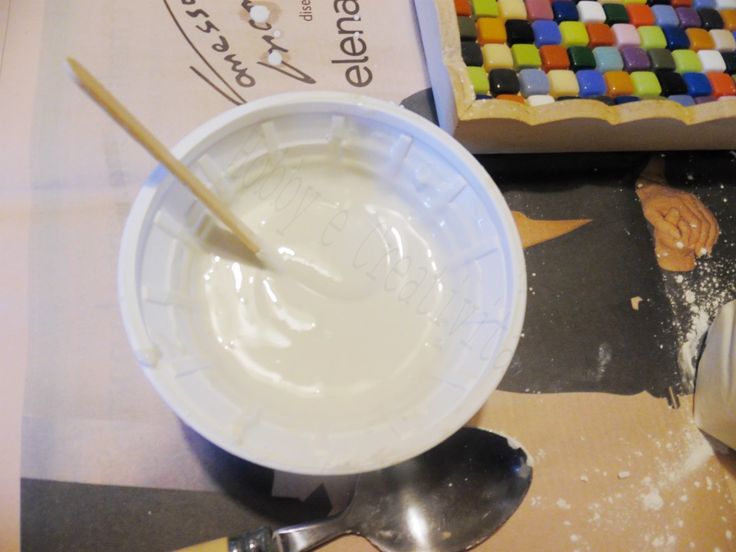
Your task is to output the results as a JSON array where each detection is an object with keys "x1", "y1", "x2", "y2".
[{"x1": 194, "y1": 160, "x2": 461, "y2": 433}]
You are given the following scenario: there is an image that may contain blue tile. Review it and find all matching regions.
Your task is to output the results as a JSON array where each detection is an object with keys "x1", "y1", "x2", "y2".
[
  {"x1": 682, "y1": 72, "x2": 713, "y2": 96},
  {"x1": 576, "y1": 69, "x2": 607, "y2": 97},
  {"x1": 615, "y1": 95, "x2": 640, "y2": 104},
  {"x1": 662, "y1": 26, "x2": 690, "y2": 50},
  {"x1": 693, "y1": 0, "x2": 716, "y2": 9},
  {"x1": 668, "y1": 94, "x2": 695, "y2": 106},
  {"x1": 518, "y1": 68, "x2": 550, "y2": 96},
  {"x1": 552, "y1": 1, "x2": 579, "y2": 22},
  {"x1": 652, "y1": 5, "x2": 679, "y2": 27},
  {"x1": 532, "y1": 20, "x2": 562, "y2": 46}
]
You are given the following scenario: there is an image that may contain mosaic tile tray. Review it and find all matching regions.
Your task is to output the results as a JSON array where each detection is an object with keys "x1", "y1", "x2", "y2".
[{"x1": 414, "y1": 0, "x2": 736, "y2": 151}]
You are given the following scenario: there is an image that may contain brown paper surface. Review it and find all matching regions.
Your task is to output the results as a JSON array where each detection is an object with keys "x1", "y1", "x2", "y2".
[{"x1": 319, "y1": 392, "x2": 736, "y2": 551}]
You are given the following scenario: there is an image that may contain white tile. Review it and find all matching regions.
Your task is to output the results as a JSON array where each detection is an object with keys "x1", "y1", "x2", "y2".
[
  {"x1": 698, "y1": 49, "x2": 727, "y2": 72},
  {"x1": 577, "y1": 1, "x2": 606, "y2": 22},
  {"x1": 527, "y1": 94, "x2": 556, "y2": 106},
  {"x1": 710, "y1": 29, "x2": 736, "y2": 52}
]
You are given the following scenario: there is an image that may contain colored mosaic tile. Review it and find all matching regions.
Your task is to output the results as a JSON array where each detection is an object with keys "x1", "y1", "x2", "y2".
[
  {"x1": 604, "y1": 70, "x2": 636, "y2": 95},
  {"x1": 499, "y1": 0, "x2": 529, "y2": 19},
  {"x1": 468, "y1": 66, "x2": 491, "y2": 94},
  {"x1": 560, "y1": 21, "x2": 591, "y2": 45},
  {"x1": 489, "y1": 68, "x2": 522, "y2": 95},
  {"x1": 473, "y1": 0, "x2": 500, "y2": 16},
  {"x1": 577, "y1": 68, "x2": 609, "y2": 95},
  {"x1": 512, "y1": 43, "x2": 543, "y2": 67},
  {"x1": 638, "y1": 25, "x2": 668, "y2": 48},
  {"x1": 506, "y1": 19, "x2": 536, "y2": 44},
  {"x1": 548, "y1": 69, "x2": 581, "y2": 95},
  {"x1": 541, "y1": 44, "x2": 572, "y2": 69},
  {"x1": 533, "y1": 20, "x2": 564, "y2": 45},
  {"x1": 477, "y1": 17, "x2": 508, "y2": 43},
  {"x1": 649, "y1": 48, "x2": 677, "y2": 71},
  {"x1": 518, "y1": 68, "x2": 551, "y2": 95},
  {"x1": 483, "y1": 43, "x2": 515, "y2": 69},
  {"x1": 687, "y1": 27, "x2": 717, "y2": 49},
  {"x1": 526, "y1": 0, "x2": 554, "y2": 20},
  {"x1": 631, "y1": 70, "x2": 663, "y2": 95},
  {"x1": 568, "y1": 45, "x2": 597, "y2": 68},
  {"x1": 456, "y1": 0, "x2": 474, "y2": 16},
  {"x1": 657, "y1": 70, "x2": 689, "y2": 94},
  {"x1": 454, "y1": 0, "x2": 736, "y2": 104},
  {"x1": 707, "y1": 70, "x2": 736, "y2": 93},
  {"x1": 587, "y1": 22, "x2": 617, "y2": 45},
  {"x1": 594, "y1": 45, "x2": 626, "y2": 70},
  {"x1": 462, "y1": 41, "x2": 485, "y2": 66},
  {"x1": 682, "y1": 71, "x2": 713, "y2": 94}
]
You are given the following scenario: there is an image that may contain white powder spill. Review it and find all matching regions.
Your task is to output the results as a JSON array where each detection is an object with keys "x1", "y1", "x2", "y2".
[
  {"x1": 580, "y1": 475, "x2": 589, "y2": 482},
  {"x1": 557, "y1": 498, "x2": 572, "y2": 510},
  {"x1": 250, "y1": 5, "x2": 270, "y2": 23},
  {"x1": 571, "y1": 534, "x2": 580, "y2": 542},
  {"x1": 642, "y1": 489, "x2": 664, "y2": 511},
  {"x1": 663, "y1": 243, "x2": 736, "y2": 391},
  {"x1": 618, "y1": 470, "x2": 631, "y2": 479},
  {"x1": 267, "y1": 51, "x2": 283, "y2": 66}
]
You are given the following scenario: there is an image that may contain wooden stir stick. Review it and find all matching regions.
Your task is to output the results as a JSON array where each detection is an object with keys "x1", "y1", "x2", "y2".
[{"x1": 66, "y1": 57, "x2": 262, "y2": 256}]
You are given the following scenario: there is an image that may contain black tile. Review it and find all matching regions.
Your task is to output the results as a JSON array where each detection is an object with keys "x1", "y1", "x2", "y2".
[
  {"x1": 461, "y1": 41, "x2": 484, "y2": 66},
  {"x1": 722, "y1": 51, "x2": 736, "y2": 74},
  {"x1": 506, "y1": 19, "x2": 535, "y2": 45},
  {"x1": 698, "y1": 8, "x2": 723, "y2": 30},
  {"x1": 657, "y1": 71, "x2": 688, "y2": 96},
  {"x1": 489, "y1": 68, "x2": 521, "y2": 96}
]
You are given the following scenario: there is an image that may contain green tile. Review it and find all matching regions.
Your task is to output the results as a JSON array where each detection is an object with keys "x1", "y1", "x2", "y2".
[
  {"x1": 472, "y1": 0, "x2": 499, "y2": 17},
  {"x1": 603, "y1": 4, "x2": 629, "y2": 25},
  {"x1": 468, "y1": 66, "x2": 490, "y2": 94},
  {"x1": 672, "y1": 49, "x2": 703, "y2": 73},
  {"x1": 511, "y1": 44, "x2": 542, "y2": 69},
  {"x1": 638, "y1": 26, "x2": 667, "y2": 50},
  {"x1": 568, "y1": 46, "x2": 596, "y2": 71},
  {"x1": 648, "y1": 48, "x2": 675, "y2": 72},
  {"x1": 631, "y1": 71, "x2": 662, "y2": 97},
  {"x1": 458, "y1": 16, "x2": 478, "y2": 41}
]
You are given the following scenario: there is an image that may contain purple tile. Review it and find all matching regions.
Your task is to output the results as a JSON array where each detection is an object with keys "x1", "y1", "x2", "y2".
[
  {"x1": 695, "y1": 95, "x2": 717, "y2": 103},
  {"x1": 676, "y1": 7, "x2": 701, "y2": 28},
  {"x1": 620, "y1": 46, "x2": 651, "y2": 71}
]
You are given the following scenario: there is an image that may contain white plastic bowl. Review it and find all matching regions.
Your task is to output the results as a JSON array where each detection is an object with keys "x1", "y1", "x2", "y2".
[{"x1": 118, "y1": 92, "x2": 526, "y2": 475}]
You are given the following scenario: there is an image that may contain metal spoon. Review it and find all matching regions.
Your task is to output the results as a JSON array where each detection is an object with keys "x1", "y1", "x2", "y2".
[{"x1": 180, "y1": 427, "x2": 532, "y2": 552}]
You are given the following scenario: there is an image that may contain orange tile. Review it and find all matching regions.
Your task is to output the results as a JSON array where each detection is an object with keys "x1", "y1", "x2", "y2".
[
  {"x1": 626, "y1": 4, "x2": 655, "y2": 26},
  {"x1": 707, "y1": 72, "x2": 736, "y2": 97},
  {"x1": 721, "y1": 9, "x2": 736, "y2": 31},
  {"x1": 540, "y1": 45, "x2": 570, "y2": 70},
  {"x1": 496, "y1": 94, "x2": 526, "y2": 103},
  {"x1": 604, "y1": 71, "x2": 634, "y2": 97},
  {"x1": 586, "y1": 23, "x2": 615, "y2": 47},
  {"x1": 686, "y1": 28, "x2": 715, "y2": 51},
  {"x1": 476, "y1": 17, "x2": 507, "y2": 44},
  {"x1": 455, "y1": 0, "x2": 473, "y2": 16}
]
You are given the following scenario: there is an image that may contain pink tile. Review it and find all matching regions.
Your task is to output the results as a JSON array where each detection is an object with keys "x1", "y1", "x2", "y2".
[
  {"x1": 612, "y1": 23, "x2": 641, "y2": 47},
  {"x1": 525, "y1": 0, "x2": 554, "y2": 19}
]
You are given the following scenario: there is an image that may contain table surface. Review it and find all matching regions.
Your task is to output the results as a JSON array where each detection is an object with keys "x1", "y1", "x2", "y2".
[{"x1": 4, "y1": 2, "x2": 736, "y2": 551}]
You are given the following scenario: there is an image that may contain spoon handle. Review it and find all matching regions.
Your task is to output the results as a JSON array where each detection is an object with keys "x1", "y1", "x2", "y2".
[{"x1": 176, "y1": 517, "x2": 346, "y2": 552}]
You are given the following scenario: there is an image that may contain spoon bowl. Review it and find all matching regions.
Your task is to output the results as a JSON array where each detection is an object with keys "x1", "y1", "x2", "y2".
[{"x1": 182, "y1": 427, "x2": 532, "y2": 552}]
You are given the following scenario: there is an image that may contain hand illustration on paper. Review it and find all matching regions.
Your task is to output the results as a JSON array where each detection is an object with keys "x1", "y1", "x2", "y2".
[{"x1": 636, "y1": 156, "x2": 720, "y2": 272}]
